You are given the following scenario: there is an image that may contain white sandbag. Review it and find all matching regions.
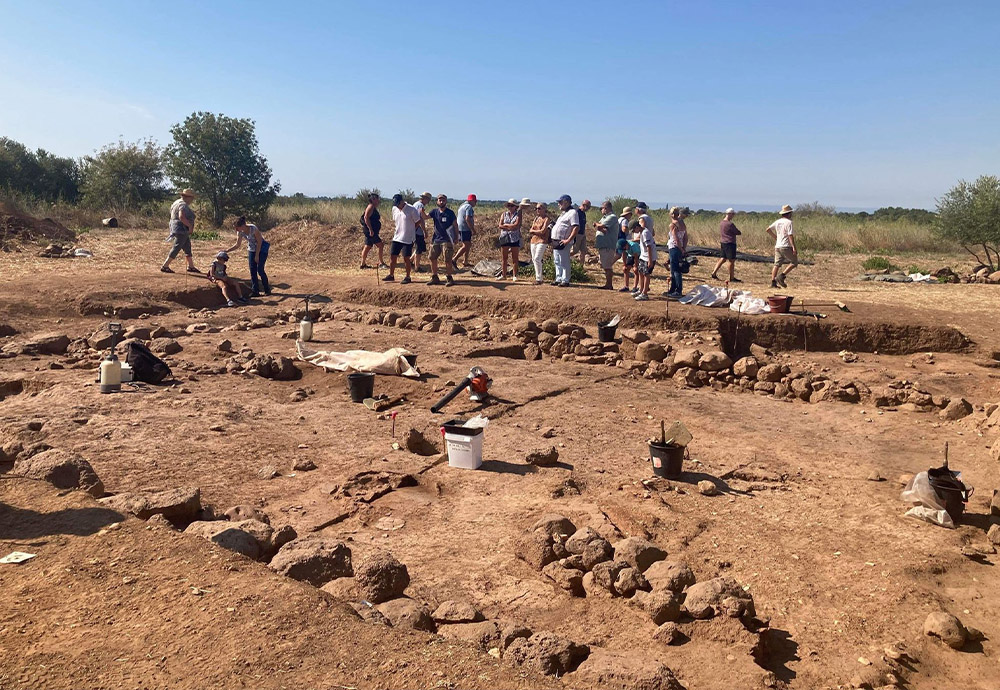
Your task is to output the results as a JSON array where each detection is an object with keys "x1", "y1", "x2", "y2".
[{"x1": 295, "y1": 342, "x2": 419, "y2": 378}]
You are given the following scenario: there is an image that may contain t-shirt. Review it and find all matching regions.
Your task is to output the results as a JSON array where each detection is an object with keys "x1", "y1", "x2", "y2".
[
  {"x1": 429, "y1": 207, "x2": 457, "y2": 244},
  {"x1": 595, "y1": 213, "x2": 619, "y2": 249},
  {"x1": 719, "y1": 219, "x2": 741, "y2": 244},
  {"x1": 551, "y1": 208, "x2": 579, "y2": 242},
  {"x1": 638, "y1": 213, "x2": 654, "y2": 232},
  {"x1": 169, "y1": 199, "x2": 194, "y2": 234},
  {"x1": 210, "y1": 260, "x2": 227, "y2": 280},
  {"x1": 768, "y1": 217, "x2": 794, "y2": 249},
  {"x1": 391, "y1": 204, "x2": 421, "y2": 244},
  {"x1": 640, "y1": 226, "x2": 657, "y2": 263},
  {"x1": 575, "y1": 207, "x2": 587, "y2": 238},
  {"x1": 457, "y1": 202, "x2": 475, "y2": 234},
  {"x1": 413, "y1": 201, "x2": 426, "y2": 237},
  {"x1": 618, "y1": 216, "x2": 630, "y2": 241}
]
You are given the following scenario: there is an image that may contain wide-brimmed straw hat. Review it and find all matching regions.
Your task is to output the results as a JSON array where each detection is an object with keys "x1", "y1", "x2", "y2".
[
  {"x1": 621, "y1": 206, "x2": 633, "y2": 215},
  {"x1": 780, "y1": 204, "x2": 793, "y2": 215},
  {"x1": 506, "y1": 198, "x2": 518, "y2": 206},
  {"x1": 519, "y1": 198, "x2": 532, "y2": 206},
  {"x1": 419, "y1": 191, "x2": 432, "y2": 200},
  {"x1": 180, "y1": 188, "x2": 196, "y2": 198}
]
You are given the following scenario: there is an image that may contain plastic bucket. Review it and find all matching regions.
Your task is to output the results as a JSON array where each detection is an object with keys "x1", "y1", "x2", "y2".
[
  {"x1": 597, "y1": 323, "x2": 618, "y2": 343},
  {"x1": 649, "y1": 442, "x2": 684, "y2": 478},
  {"x1": 403, "y1": 353, "x2": 417, "y2": 368},
  {"x1": 442, "y1": 419, "x2": 484, "y2": 470},
  {"x1": 767, "y1": 295, "x2": 792, "y2": 313},
  {"x1": 347, "y1": 372, "x2": 375, "y2": 402}
]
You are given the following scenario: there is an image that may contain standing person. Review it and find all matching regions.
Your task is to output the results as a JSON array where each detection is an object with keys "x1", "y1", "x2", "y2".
[
  {"x1": 498, "y1": 199, "x2": 523, "y2": 281},
  {"x1": 161, "y1": 188, "x2": 200, "y2": 273},
  {"x1": 665, "y1": 206, "x2": 689, "y2": 298},
  {"x1": 617, "y1": 206, "x2": 635, "y2": 292},
  {"x1": 224, "y1": 216, "x2": 271, "y2": 296},
  {"x1": 454, "y1": 194, "x2": 477, "y2": 269},
  {"x1": 635, "y1": 212, "x2": 657, "y2": 301},
  {"x1": 528, "y1": 202, "x2": 551, "y2": 284},
  {"x1": 572, "y1": 199, "x2": 591, "y2": 263},
  {"x1": 360, "y1": 192, "x2": 387, "y2": 269},
  {"x1": 412, "y1": 191, "x2": 432, "y2": 272},
  {"x1": 385, "y1": 193, "x2": 420, "y2": 284},
  {"x1": 550, "y1": 195, "x2": 579, "y2": 287},
  {"x1": 594, "y1": 201, "x2": 619, "y2": 290},
  {"x1": 768, "y1": 205, "x2": 798, "y2": 288},
  {"x1": 711, "y1": 208, "x2": 742, "y2": 283},
  {"x1": 428, "y1": 194, "x2": 457, "y2": 286}
]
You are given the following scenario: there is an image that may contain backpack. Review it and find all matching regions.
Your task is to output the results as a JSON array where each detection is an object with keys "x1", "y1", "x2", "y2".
[{"x1": 125, "y1": 341, "x2": 172, "y2": 384}]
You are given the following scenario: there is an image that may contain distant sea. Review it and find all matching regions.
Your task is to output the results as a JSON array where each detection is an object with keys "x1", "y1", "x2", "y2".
[{"x1": 656, "y1": 202, "x2": 878, "y2": 213}]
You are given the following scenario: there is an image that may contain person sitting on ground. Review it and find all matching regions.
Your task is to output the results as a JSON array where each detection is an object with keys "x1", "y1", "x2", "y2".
[
  {"x1": 594, "y1": 201, "x2": 619, "y2": 290},
  {"x1": 161, "y1": 188, "x2": 201, "y2": 274},
  {"x1": 360, "y1": 192, "x2": 387, "y2": 269},
  {"x1": 635, "y1": 212, "x2": 656, "y2": 301},
  {"x1": 428, "y1": 194, "x2": 457, "y2": 286},
  {"x1": 208, "y1": 252, "x2": 248, "y2": 307},
  {"x1": 386, "y1": 193, "x2": 420, "y2": 284},
  {"x1": 498, "y1": 199, "x2": 523, "y2": 281},
  {"x1": 413, "y1": 191, "x2": 432, "y2": 272},
  {"x1": 711, "y1": 208, "x2": 742, "y2": 283},
  {"x1": 528, "y1": 202, "x2": 552, "y2": 285},
  {"x1": 665, "y1": 206, "x2": 689, "y2": 298},
  {"x1": 454, "y1": 194, "x2": 477, "y2": 269},
  {"x1": 768, "y1": 205, "x2": 798, "y2": 289},
  {"x1": 225, "y1": 216, "x2": 271, "y2": 296}
]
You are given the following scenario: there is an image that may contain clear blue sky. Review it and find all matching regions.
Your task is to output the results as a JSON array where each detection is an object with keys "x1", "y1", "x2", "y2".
[{"x1": 1, "y1": 0, "x2": 998, "y2": 210}]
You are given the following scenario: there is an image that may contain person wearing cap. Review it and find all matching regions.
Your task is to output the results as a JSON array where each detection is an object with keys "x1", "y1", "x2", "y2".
[
  {"x1": 527, "y1": 202, "x2": 552, "y2": 284},
  {"x1": 550, "y1": 195, "x2": 579, "y2": 287},
  {"x1": 224, "y1": 215, "x2": 271, "y2": 296},
  {"x1": 664, "y1": 206, "x2": 689, "y2": 298},
  {"x1": 711, "y1": 208, "x2": 742, "y2": 283},
  {"x1": 572, "y1": 199, "x2": 591, "y2": 264},
  {"x1": 386, "y1": 193, "x2": 421, "y2": 284},
  {"x1": 594, "y1": 201, "x2": 619, "y2": 290},
  {"x1": 454, "y1": 194, "x2": 477, "y2": 269},
  {"x1": 428, "y1": 194, "x2": 458, "y2": 286},
  {"x1": 497, "y1": 199, "x2": 523, "y2": 281},
  {"x1": 360, "y1": 191, "x2": 387, "y2": 270},
  {"x1": 412, "y1": 191, "x2": 432, "y2": 272},
  {"x1": 208, "y1": 251, "x2": 248, "y2": 307},
  {"x1": 768, "y1": 205, "x2": 798, "y2": 288},
  {"x1": 161, "y1": 188, "x2": 201, "y2": 274}
]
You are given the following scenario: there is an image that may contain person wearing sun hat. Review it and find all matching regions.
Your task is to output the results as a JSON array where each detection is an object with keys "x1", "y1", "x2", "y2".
[
  {"x1": 498, "y1": 198, "x2": 523, "y2": 281},
  {"x1": 454, "y1": 193, "x2": 477, "y2": 269},
  {"x1": 161, "y1": 188, "x2": 201, "y2": 274},
  {"x1": 412, "y1": 191, "x2": 432, "y2": 273},
  {"x1": 768, "y1": 204, "x2": 798, "y2": 288}
]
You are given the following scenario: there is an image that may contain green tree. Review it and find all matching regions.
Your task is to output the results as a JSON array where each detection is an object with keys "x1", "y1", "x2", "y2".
[
  {"x1": 606, "y1": 194, "x2": 639, "y2": 215},
  {"x1": 79, "y1": 138, "x2": 166, "y2": 213},
  {"x1": 164, "y1": 112, "x2": 280, "y2": 227},
  {"x1": 395, "y1": 188, "x2": 416, "y2": 204},
  {"x1": 0, "y1": 137, "x2": 79, "y2": 202},
  {"x1": 935, "y1": 175, "x2": 1000, "y2": 269},
  {"x1": 355, "y1": 187, "x2": 382, "y2": 203}
]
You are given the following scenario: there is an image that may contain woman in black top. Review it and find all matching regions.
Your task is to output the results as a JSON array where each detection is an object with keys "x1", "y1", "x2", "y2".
[{"x1": 360, "y1": 192, "x2": 387, "y2": 269}]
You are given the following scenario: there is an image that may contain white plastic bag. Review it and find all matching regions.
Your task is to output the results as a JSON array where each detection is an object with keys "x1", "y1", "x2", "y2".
[{"x1": 900, "y1": 471, "x2": 954, "y2": 528}]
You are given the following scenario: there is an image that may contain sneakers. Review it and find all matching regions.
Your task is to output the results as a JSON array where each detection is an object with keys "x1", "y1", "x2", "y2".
[
  {"x1": 446, "y1": 275, "x2": 455, "y2": 286},
  {"x1": 186, "y1": 266, "x2": 201, "y2": 273},
  {"x1": 665, "y1": 292, "x2": 682, "y2": 299},
  {"x1": 557, "y1": 282, "x2": 570, "y2": 288},
  {"x1": 511, "y1": 274, "x2": 517, "y2": 282},
  {"x1": 360, "y1": 263, "x2": 372, "y2": 269},
  {"x1": 534, "y1": 279, "x2": 543, "y2": 285},
  {"x1": 428, "y1": 275, "x2": 442, "y2": 286},
  {"x1": 378, "y1": 262, "x2": 389, "y2": 269},
  {"x1": 550, "y1": 281, "x2": 560, "y2": 286},
  {"x1": 383, "y1": 274, "x2": 395, "y2": 282},
  {"x1": 777, "y1": 274, "x2": 788, "y2": 288},
  {"x1": 634, "y1": 293, "x2": 649, "y2": 301},
  {"x1": 770, "y1": 280, "x2": 779, "y2": 288},
  {"x1": 226, "y1": 299, "x2": 236, "y2": 307},
  {"x1": 400, "y1": 276, "x2": 412, "y2": 285},
  {"x1": 710, "y1": 273, "x2": 720, "y2": 281},
  {"x1": 618, "y1": 286, "x2": 631, "y2": 292},
  {"x1": 730, "y1": 277, "x2": 743, "y2": 283},
  {"x1": 160, "y1": 265, "x2": 174, "y2": 273}
]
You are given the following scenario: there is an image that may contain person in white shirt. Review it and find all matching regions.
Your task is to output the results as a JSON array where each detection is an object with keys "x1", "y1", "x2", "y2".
[
  {"x1": 635, "y1": 213, "x2": 657, "y2": 301},
  {"x1": 412, "y1": 191, "x2": 432, "y2": 273},
  {"x1": 549, "y1": 195, "x2": 579, "y2": 287},
  {"x1": 386, "y1": 193, "x2": 421, "y2": 284},
  {"x1": 768, "y1": 205, "x2": 798, "y2": 289}
]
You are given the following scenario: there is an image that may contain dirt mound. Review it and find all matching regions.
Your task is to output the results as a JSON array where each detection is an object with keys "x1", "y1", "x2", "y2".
[
  {"x1": 0, "y1": 202, "x2": 76, "y2": 250},
  {"x1": 266, "y1": 220, "x2": 358, "y2": 266}
]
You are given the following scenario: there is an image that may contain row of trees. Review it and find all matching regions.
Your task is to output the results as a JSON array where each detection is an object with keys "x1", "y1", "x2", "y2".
[{"x1": 0, "y1": 112, "x2": 279, "y2": 227}]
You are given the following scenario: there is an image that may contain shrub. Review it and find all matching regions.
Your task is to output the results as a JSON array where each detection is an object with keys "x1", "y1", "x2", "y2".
[
  {"x1": 935, "y1": 175, "x2": 1000, "y2": 269},
  {"x1": 862, "y1": 256, "x2": 899, "y2": 271},
  {"x1": 518, "y1": 256, "x2": 589, "y2": 282},
  {"x1": 190, "y1": 230, "x2": 220, "y2": 241}
]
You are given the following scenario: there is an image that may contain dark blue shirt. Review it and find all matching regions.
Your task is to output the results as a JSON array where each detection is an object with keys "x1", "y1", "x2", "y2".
[{"x1": 429, "y1": 207, "x2": 458, "y2": 244}]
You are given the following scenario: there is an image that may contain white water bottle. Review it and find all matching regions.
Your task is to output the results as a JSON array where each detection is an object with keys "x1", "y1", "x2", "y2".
[
  {"x1": 100, "y1": 353, "x2": 122, "y2": 393},
  {"x1": 299, "y1": 314, "x2": 313, "y2": 342}
]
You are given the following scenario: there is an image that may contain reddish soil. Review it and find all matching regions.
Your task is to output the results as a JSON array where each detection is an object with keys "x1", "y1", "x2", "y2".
[{"x1": 1, "y1": 227, "x2": 999, "y2": 689}]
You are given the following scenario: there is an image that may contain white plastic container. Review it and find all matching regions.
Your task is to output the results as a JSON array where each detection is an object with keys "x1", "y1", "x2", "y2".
[
  {"x1": 120, "y1": 362, "x2": 133, "y2": 383},
  {"x1": 443, "y1": 420, "x2": 484, "y2": 470}
]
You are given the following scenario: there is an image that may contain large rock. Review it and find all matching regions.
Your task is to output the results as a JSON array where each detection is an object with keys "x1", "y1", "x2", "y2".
[
  {"x1": 939, "y1": 398, "x2": 973, "y2": 421},
  {"x1": 150, "y1": 337, "x2": 182, "y2": 355},
  {"x1": 672, "y1": 348, "x2": 702, "y2": 369},
  {"x1": 517, "y1": 529, "x2": 557, "y2": 570},
  {"x1": 376, "y1": 597, "x2": 436, "y2": 632},
  {"x1": 531, "y1": 514, "x2": 576, "y2": 538},
  {"x1": 224, "y1": 505, "x2": 270, "y2": 524},
  {"x1": 542, "y1": 562, "x2": 584, "y2": 596},
  {"x1": 268, "y1": 537, "x2": 353, "y2": 586},
  {"x1": 683, "y1": 577, "x2": 755, "y2": 619},
  {"x1": 23, "y1": 333, "x2": 70, "y2": 355},
  {"x1": 732, "y1": 356, "x2": 759, "y2": 378},
  {"x1": 354, "y1": 551, "x2": 410, "y2": 604},
  {"x1": 633, "y1": 589, "x2": 683, "y2": 624},
  {"x1": 524, "y1": 446, "x2": 560, "y2": 467},
  {"x1": 613, "y1": 537, "x2": 666, "y2": 572},
  {"x1": 565, "y1": 527, "x2": 602, "y2": 555},
  {"x1": 582, "y1": 538, "x2": 614, "y2": 570},
  {"x1": 432, "y1": 601, "x2": 483, "y2": 624},
  {"x1": 699, "y1": 351, "x2": 732, "y2": 372},
  {"x1": 439, "y1": 621, "x2": 500, "y2": 650},
  {"x1": 14, "y1": 449, "x2": 104, "y2": 498},
  {"x1": 636, "y1": 342, "x2": 668, "y2": 363},
  {"x1": 644, "y1": 560, "x2": 696, "y2": 593},
  {"x1": 99, "y1": 487, "x2": 201, "y2": 522},
  {"x1": 756, "y1": 364, "x2": 783, "y2": 383},
  {"x1": 573, "y1": 649, "x2": 683, "y2": 690},
  {"x1": 614, "y1": 567, "x2": 649, "y2": 597},
  {"x1": 184, "y1": 519, "x2": 273, "y2": 560},
  {"x1": 505, "y1": 632, "x2": 589, "y2": 676},
  {"x1": 923, "y1": 611, "x2": 967, "y2": 649},
  {"x1": 591, "y1": 560, "x2": 629, "y2": 592},
  {"x1": 251, "y1": 354, "x2": 300, "y2": 380}
]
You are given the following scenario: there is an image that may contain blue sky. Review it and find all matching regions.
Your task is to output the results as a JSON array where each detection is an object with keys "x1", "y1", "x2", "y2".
[{"x1": 1, "y1": 0, "x2": 997, "y2": 210}]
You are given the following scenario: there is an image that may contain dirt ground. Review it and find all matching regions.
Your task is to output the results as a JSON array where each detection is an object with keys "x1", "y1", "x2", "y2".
[{"x1": 1, "y1": 227, "x2": 999, "y2": 690}]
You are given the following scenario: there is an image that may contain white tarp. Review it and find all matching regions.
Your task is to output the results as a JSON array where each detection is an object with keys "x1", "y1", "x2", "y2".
[
  {"x1": 296, "y1": 342, "x2": 420, "y2": 378},
  {"x1": 908, "y1": 272, "x2": 933, "y2": 283},
  {"x1": 729, "y1": 293, "x2": 771, "y2": 315},
  {"x1": 678, "y1": 284, "x2": 734, "y2": 307},
  {"x1": 900, "y1": 471, "x2": 955, "y2": 528}
]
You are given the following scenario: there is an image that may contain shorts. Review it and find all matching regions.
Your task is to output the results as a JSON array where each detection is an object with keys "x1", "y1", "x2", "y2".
[
  {"x1": 573, "y1": 233, "x2": 587, "y2": 253},
  {"x1": 429, "y1": 242, "x2": 454, "y2": 262},
  {"x1": 363, "y1": 229, "x2": 382, "y2": 247},
  {"x1": 460, "y1": 230, "x2": 472, "y2": 243},
  {"x1": 168, "y1": 233, "x2": 192, "y2": 259},
  {"x1": 390, "y1": 241, "x2": 414, "y2": 258},
  {"x1": 638, "y1": 259, "x2": 655, "y2": 276},
  {"x1": 499, "y1": 239, "x2": 521, "y2": 248},
  {"x1": 414, "y1": 235, "x2": 427, "y2": 254},
  {"x1": 720, "y1": 242, "x2": 737, "y2": 261},
  {"x1": 774, "y1": 247, "x2": 798, "y2": 267},
  {"x1": 598, "y1": 247, "x2": 617, "y2": 270},
  {"x1": 624, "y1": 254, "x2": 636, "y2": 268}
]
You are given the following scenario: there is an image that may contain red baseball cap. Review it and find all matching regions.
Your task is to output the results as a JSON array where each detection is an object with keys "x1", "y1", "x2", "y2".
[{"x1": 467, "y1": 194, "x2": 477, "y2": 201}]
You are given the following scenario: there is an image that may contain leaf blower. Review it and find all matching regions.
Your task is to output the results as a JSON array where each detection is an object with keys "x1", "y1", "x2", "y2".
[{"x1": 431, "y1": 366, "x2": 492, "y2": 413}]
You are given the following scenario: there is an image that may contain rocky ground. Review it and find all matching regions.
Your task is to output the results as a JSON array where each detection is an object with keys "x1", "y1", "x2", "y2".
[{"x1": 1, "y1": 229, "x2": 1000, "y2": 690}]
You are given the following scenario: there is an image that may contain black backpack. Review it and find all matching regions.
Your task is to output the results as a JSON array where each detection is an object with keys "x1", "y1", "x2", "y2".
[{"x1": 125, "y1": 341, "x2": 172, "y2": 384}]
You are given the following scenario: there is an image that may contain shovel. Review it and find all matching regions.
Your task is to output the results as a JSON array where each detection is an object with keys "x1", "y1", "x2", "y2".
[{"x1": 792, "y1": 299, "x2": 849, "y2": 312}]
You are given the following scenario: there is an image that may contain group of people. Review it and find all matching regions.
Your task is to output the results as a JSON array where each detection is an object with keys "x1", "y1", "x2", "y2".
[{"x1": 357, "y1": 191, "x2": 800, "y2": 297}]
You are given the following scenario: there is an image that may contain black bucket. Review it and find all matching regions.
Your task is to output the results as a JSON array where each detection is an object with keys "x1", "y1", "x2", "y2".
[
  {"x1": 928, "y1": 465, "x2": 973, "y2": 523},
  {"x1": 347, "y1": 372, "x2": 375, "y2": 403},
  {"x1": 649, "y1": 442, "x2": 684, "y2": 478},
  {"x1": 403, "y1": 354, "x2": 417, "y2": 368},
  {"x1": 597, "y1": 322, "x2": 618, "y2": 343}
]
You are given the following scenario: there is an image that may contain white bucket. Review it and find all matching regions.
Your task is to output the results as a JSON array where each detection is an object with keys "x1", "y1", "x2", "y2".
[{"x1": 444, "y1": 431, "x2": 483, "y2": 470}]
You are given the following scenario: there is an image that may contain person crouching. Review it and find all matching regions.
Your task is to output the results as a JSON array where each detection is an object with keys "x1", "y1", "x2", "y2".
[{"x1": 208, "y1": 252, "x2": 248, "y2": 307}]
